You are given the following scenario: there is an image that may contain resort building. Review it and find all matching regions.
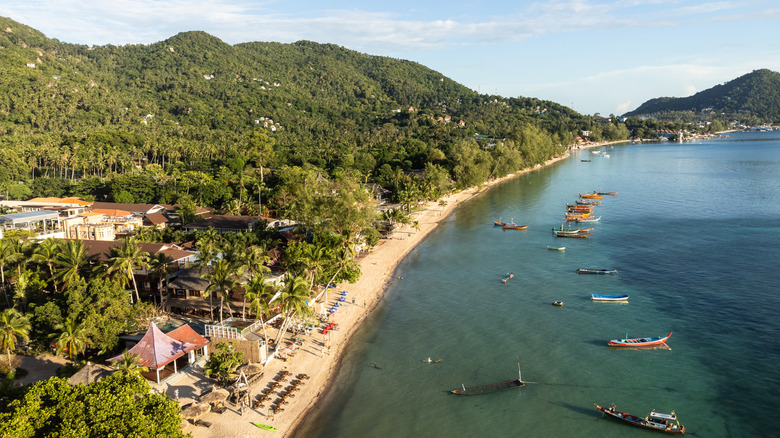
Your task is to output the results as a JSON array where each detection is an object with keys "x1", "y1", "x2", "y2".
[{"x1": 111, "y1": 321, "x2": 209, "y2": 384}]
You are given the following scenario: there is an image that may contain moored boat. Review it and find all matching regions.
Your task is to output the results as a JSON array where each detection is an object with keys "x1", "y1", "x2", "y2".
[
  {"x1": 555, "y1": 232, "x2": 591, "y2": 238},
  {"x1": 493, "y1": 221, "x2": 506, "y2": 226},
  {"x1": 451, "y1": 359, "x2": 525, "y2": 395},
  {"x1": 579, "y1": 193, "x2": 602, "y2": 199},
  {"x1": 608, "y1": 332, "x2": 672, "y2": 347},
  {"x1": 547, "y1": 246, "x2": 565, "y2": 251},
  {"x1": 597, "y1": 191, "x2": 617, "y2": 196},
  {"x1": 577, "y1": 268, "x2": 618, "y2": 274},
  {"x1": 576, "y1": 200, "x2": 600, "y2": 206},
  {"x1": 591, "y1": 293, "x2": 629, "y2": 301},
  {"x1": 503, "y1": 224, "x2": 529, "y2": 230},
  {"x1": 572, "y1": 216, "x2": 600, "y2": 223},
  {"x1": 595, "y1": 404, "x2": 685, "y2": 435},
  {"x1": 552, "y1": 226, "x2": 593, "y2": 234}
]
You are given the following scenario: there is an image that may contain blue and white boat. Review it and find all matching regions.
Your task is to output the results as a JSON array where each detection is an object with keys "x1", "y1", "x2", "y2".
[{"x1": 591, "y1": 293, "x2": 629, "y2": 302}]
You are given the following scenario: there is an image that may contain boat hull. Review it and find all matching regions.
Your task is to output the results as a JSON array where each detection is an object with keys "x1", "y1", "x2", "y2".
[
  {"x1": 450, "y1": 379, "x2": 524, "y2": 395},
  {"x1": 595, "y1": 404, "x2": 685, "y2": 435},
  {"x1": 577, "y1": 269, "x2": 618, "y2": 274},
  {"x1": 591, "y1": 294, "x2": 629, "y2": 301},
  {"x1": 608, "y1": 332, "x2": 672, "y2": 347}
]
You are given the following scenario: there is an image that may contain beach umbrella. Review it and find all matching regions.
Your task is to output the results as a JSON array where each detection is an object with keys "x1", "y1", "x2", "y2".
[
  {"x1": 181, "y1": 402, "x2": 210, "y2": 421},
  {"x1": 199, "y1": 387, "x2": 229, "y2": 404}
]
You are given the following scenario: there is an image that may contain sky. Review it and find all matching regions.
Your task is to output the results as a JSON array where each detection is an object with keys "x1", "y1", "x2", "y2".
[{"x1": 2, "y1": 0, "x2": 779, "y2": 115}]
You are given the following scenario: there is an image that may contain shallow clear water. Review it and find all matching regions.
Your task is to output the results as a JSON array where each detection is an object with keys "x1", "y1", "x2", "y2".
[{"x1": 295, "y1": 131, "x2": 780, "y2": 438}]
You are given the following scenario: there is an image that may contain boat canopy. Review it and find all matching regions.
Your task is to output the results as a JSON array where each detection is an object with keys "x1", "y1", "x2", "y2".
[{"x1": 649, "y1": 411, "x2": 677, "y2": 420}]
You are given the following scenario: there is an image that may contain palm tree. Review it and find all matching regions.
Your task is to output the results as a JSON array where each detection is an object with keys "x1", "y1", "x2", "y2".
[
  {"x1": 107, "y1": 238, "x2": 150, "y2": 304},
  {"x1": 272, "y1": 275, "x2": 313, "y2": 348},
  {"x1": 53, "y1": 316, "x2": 89, "y2": 363},
  {"x1": 147, "y1": 252, "x2": 172, "y2": 306},
  {"x1": 113, "y1": 350, "x2": 149, "y2": 375},
  {"x1": 0, "y1": 308, "x2": 30, "y2": 370},
  {"x1": 204, "y1": 258, "x2": 244, "y2": 323},
  {"x1": 245, "y1": 274, "x2": 277, "y2": 343},
  {"x1": 54, "y1": 239, "x2": 90, "y2": 289},
  {"x1": 31, "y1": 238, "x2": 61, "y2": 292},
  {"x1": 301, "y1": 240, "x2": 328, "y2": 289},
  {"x1": 0, "y1": 239, "x2": 23, "y2": 307}
]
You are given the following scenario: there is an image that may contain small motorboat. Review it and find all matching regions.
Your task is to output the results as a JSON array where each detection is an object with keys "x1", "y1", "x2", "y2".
[
  {"x1": 552, "y1": 301, "x2": 564, "y2": 307},
  {"x1": 547, "y1": 246, "x2": 565, "y2": 251}
]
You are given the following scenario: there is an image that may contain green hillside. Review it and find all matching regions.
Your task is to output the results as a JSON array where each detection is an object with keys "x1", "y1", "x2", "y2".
[
  {"x1": 0, "y1": 16, "x2": 643, "y2": 214},
  {"x1": 623, "y1": 69, "x2": 780, "y2": 123}
]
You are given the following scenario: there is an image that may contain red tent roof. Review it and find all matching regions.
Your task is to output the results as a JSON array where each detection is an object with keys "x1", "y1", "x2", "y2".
[
  {"x1": 167, "y1": 324, "x2": 209, "y2": 350},
  {"x1": 109, "y1": 322, "x2": 196, "y2": 369}
]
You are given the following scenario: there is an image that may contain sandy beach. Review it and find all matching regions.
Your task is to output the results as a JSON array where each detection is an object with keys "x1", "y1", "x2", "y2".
[{"x1": 172, "y1": 151, "x2": 575, "y2": 438}]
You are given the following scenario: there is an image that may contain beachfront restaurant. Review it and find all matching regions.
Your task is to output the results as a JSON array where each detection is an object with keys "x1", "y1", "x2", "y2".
[{"x1": 110, "y1": 321, "x2": 209, "y2": 384}]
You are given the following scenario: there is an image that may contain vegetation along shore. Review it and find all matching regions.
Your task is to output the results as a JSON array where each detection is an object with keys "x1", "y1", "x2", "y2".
[{"x1": 1, "y1": 15, "x2": 778, "y2": 437}]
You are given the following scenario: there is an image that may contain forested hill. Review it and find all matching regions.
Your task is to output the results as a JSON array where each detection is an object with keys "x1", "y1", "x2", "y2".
[
  {"x1": 0, "y1": 17, "x2": 583, "y2": 152},
  {"x1": 623, "y1": 69, "x2": 780, "y2": 123},
  {"x1": 1, "y1": 16, "x2": 619, "y2": 211}
]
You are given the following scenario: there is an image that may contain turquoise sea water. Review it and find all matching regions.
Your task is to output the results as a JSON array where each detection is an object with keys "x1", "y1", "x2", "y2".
[{"x1": 294, "y1": 131, "x2": 780, "y2": 437}]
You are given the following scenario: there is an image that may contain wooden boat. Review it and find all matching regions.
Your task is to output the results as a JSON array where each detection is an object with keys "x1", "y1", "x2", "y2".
[
  {"x1": 493, "y1": 221, "x2": 506, "y2": 226},
  {"x1": 566, "y1": 211, "x2": 592, "y2": 217},
  {"x1": 597, "y1": 191, "x2": 617, "y2": 196},
  {"x1": 581, "y1": 159, "x2": 591, "y2": 162},
  {"x1": 579, "y1": 193, "x2": 602, "y2": 199},
  {"x1": 608, "y1": 332, "x2": 672, "y2": 347},
  {"x1": 572, "y1": 216, "x2": 601, "y2": 223},
  {"x1": 555, "y1": 232, "x2": 591, "y2": 238},
  {"x1": 591, "y1": 294, "x2": 629, "y2": 301},
  {"x1": 576, "y1": 200, "x2": 600, "y2": 206},
  {"x1": 451, "y1": 360, "x2": 525, "y2": 395},
  {"x1": 547, "y1": 246, "x2": 565, "y2": 251},
  {"x1": 567, "y1": 204, "x2": 594, "y2": 211},
  {"x1": 595, "y1": 404, "x2": 685, "y2": 435},
  {"x1": 503, "y1": 224, "x2": 529, "y2": 230},
  {"x1": 577, "y1": 268, "x2": 618, "y2": 274},
  {"x1": 552, "y1": 226, "x2": 593, "y2": 234}
]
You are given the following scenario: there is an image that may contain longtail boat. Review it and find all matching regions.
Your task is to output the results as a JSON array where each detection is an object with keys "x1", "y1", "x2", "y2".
[
  {"x1": 552, "y1": 226, "x2": 593, "y2": 234},
  {"x1": 591, "y1": 293, "x2": 629, "y2": 301},
  {"x1": 576, "y1": 200, "x2": 600, "y2": 206},
  {"x1": 554, "y1": 232, "x2": 591, "y2": 238},
  {"x1": 577, "y1": 268, "x2": 618, "y2": 274},
  {"x1": 493, "y1": 221, "x2": 506, "y2": 226},
  {"x1": 579, "y1": 193, "x2": 602, "y2": 199},
  {"x1": 595, "y1": 404, "x2": 685, "y2": 434},
  {"x1": 572, "y1": 216, "x2": 601, "y2": 223},
  {"x1": 451, "y1": 359, "x2": 525, "y2": 395},
  {"x1": 608, "y1": 332, "x2": 672, "y2": 347},
  {"x1": 597, "y1": 191, "x2": 617, "y2": 196},
  {"x1": 503, "y1": 224, "x2": 529, "y2": 230}
]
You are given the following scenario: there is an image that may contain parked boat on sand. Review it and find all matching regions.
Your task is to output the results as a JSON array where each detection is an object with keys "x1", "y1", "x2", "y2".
[{"x1": 595, "y1": 404, "x2": 685, "y2": 435}]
